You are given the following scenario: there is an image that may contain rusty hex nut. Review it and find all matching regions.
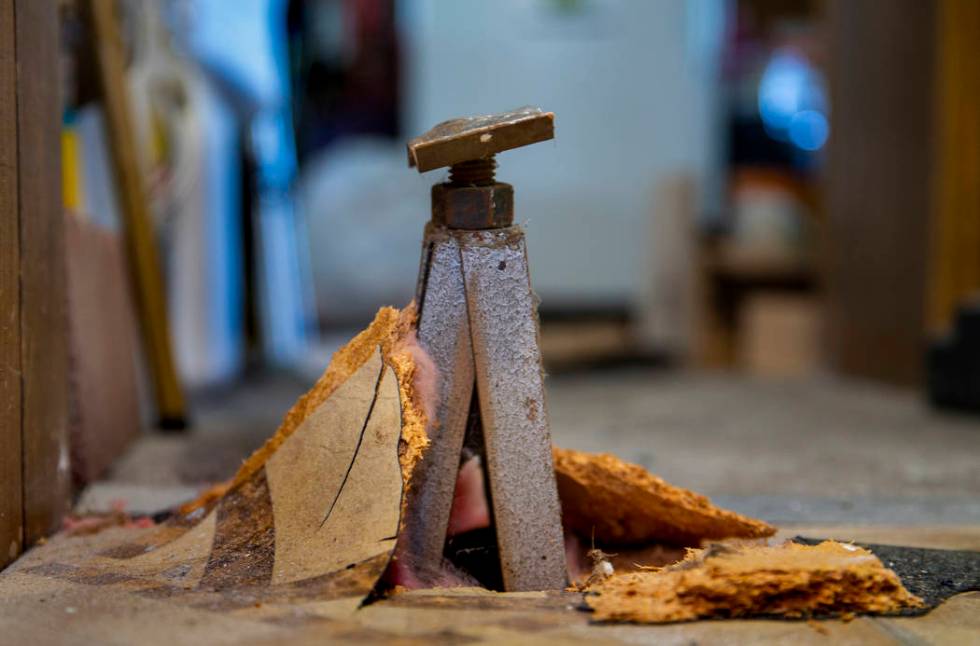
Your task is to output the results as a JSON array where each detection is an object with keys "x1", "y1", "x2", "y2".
[{"x1": 431, "y1": 182, "x2": 514, "y2": 230}]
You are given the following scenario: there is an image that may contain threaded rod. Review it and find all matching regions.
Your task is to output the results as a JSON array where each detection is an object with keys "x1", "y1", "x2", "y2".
[{"x1": 449, "y1": 156, "x2": 496, "y2": 186}]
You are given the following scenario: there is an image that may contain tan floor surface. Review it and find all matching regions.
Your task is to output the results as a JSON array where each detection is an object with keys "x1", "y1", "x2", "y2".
[
  {"x1": 9, "y1": 372, "x2": 976, "y2": 643},
  {"x1": 1, "y1": 524, "x2": 977, "y2": 645}
]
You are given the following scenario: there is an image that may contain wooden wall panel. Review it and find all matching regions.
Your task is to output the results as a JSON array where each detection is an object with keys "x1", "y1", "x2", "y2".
[
  {"x1": 15, "y1": 0, "x2": 70, "y2": 545},
  {"x1": 0, "y1": 0, "x2": 24, "y2": 570},
  {"x1": 927, "y1": 0, "x2": 980, "y2": 333},
  {"x1": 824, "y1": 0, "x2": 936, "y2": 385}
]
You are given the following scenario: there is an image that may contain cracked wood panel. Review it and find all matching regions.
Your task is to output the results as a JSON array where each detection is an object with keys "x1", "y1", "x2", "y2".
[{"x1": 266, "y1": 348, "x2": 403, "y2": 584}]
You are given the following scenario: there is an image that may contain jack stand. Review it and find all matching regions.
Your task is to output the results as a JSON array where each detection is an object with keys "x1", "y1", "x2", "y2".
[{"x1": 403, "y1": 107, "x2": 567, "y2": 591}]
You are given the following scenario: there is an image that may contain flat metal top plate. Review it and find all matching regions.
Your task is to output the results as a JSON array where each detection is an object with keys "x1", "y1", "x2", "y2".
[{"x1": 407, "y1": 106, "x2": 554, "y2": 172}]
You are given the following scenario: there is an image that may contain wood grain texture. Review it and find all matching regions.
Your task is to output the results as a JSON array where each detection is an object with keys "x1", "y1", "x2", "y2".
[
  {"x1": 16, "y1": 0, "x2": 70, "y2": 545},
  {"x1": 0, "y1": 0, "x2": 23, "y2": 569},
  {"x1": 824, "y1": 0, "x2": 936, "y2": 385},
  {"x1": 927, "y1": 0, "x2": 980, "y2": 333}
]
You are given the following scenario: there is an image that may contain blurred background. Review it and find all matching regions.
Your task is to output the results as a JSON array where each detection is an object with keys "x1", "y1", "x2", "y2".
[{"x1": 51, "y1": 0, "x2": 978, "y2": 519}]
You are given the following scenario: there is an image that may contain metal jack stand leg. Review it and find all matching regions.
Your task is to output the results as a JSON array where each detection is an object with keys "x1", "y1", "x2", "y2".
[{"x1": 403, "y1": 107, "x2": 567, "y2": 591}]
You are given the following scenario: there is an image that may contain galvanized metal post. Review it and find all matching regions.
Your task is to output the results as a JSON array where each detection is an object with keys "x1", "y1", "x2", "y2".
[{"x1": 405, "y1": 107, "x2": 568, "y2": 591}]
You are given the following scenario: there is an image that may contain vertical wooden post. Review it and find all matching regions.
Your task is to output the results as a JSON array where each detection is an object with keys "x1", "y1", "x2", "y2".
[
  {"x1": 927, "y1": 0, "x2": 980, "y2": 333},
  {"x1": 15, "y1": 0, "x2": 70, "y2": 547},
  {"x1": 1, "y1": 0, "x2": 69, "y2": 568},
  {"x1": 87, "y1": 0, "x2": 187, "y2": 427},
  {"x1": 824, "y1": 0, "x2": 935, "y2": 385},
  {"x1": 0, "y1": 0, "x2": 24, "y2": 570}
]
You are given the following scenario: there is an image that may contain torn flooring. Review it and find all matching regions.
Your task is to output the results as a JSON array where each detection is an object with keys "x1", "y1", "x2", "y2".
[{"x1": 0, "y1": 306, "x2": 975, "y2": 642}]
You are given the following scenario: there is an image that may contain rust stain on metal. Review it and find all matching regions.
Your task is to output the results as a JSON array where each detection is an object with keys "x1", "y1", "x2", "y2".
[{"x1": 525, "y1": 397, "x2": 539, "y2": 423}]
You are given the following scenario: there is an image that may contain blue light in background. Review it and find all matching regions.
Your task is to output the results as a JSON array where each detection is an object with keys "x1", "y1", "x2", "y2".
[
  {"x1": 758, "y1": 52, "x2": 806, "y2": 130},
  {"x1": 757, "y1": 50, "x2": 829, "y2": 152},
  {"x1": 788, "y1": 110, "x2": 829, "y2": 151}
]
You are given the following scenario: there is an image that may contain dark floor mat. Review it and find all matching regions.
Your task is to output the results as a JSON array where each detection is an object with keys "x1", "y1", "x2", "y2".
[{"x1": 794, "y1": 536, "x2": 980, "y2": 614}]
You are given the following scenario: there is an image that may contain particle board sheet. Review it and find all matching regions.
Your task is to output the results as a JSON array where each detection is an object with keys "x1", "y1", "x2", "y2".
[
  {"x1": 1, "y1": 303, "x2": 425, "y2": 607},
  {"x1": 553, "y1": 447, "x2": 775, "y2": 546},
  {"x1": 74, "y1": 347, "x2": 405, "y2": 597},
  {"x1": 793, "y1": 538, "x2": 980, "y2": 611},
  {"x1": 265, "y1": 350, "x2": 402, "y2": 585},
  {"x1": 585, "y1": 541, "x2": 924, "y2": 624},
  {"x1": 1, "y1": 304, "x2": 976, "y2": 641}
]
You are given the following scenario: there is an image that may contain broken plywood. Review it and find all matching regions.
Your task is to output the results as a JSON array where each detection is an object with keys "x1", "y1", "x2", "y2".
[
  {"x1": 586, "y1": 540, "x2": 923, "y2": 623},
  {"x1": 553, "y1": 446, "x2": 776, "y2": 546},
  {"x1": 34, "y1": 305, "x2": 431, "y2": 604},
  {"x1": 266, "y1": 351, "x2": 402, "y2": 584},
  {"x1": 183, "y1": 305, "x2": 429, "y2": 514},
  {"x1": 0, "y1": 303, "x2": 951, "y2": 641}
]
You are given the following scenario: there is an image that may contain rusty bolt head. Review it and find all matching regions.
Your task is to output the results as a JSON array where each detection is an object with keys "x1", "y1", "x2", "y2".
[{"x1": 408, "y1": 106, "x2": 554, "y2": 173}]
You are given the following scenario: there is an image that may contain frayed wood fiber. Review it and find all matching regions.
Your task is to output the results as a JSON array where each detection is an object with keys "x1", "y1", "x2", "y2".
[{"x1": 586, "y1": 540, "x2": 924, "y2": 623}]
